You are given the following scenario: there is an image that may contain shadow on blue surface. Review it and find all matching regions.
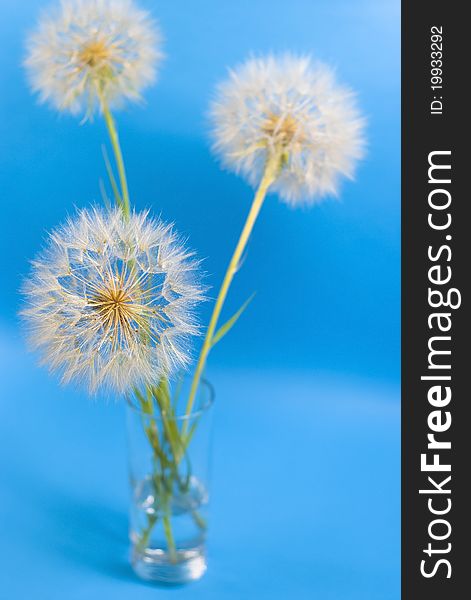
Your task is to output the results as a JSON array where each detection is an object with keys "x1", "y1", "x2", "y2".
[{"x1": 1, "y1": 461, "x2": 131, "y2": 580}]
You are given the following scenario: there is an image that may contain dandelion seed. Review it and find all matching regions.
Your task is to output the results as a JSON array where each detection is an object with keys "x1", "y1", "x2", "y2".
[
  {"x1": 25, "y1": 0, "x2": 162, "y2": 117},
  {"x1": 210, "y1": 54, "x2": 366, "y2": 206},
  {"x1": 21, "y1": 208, "x2": 204, "y2": 394}
]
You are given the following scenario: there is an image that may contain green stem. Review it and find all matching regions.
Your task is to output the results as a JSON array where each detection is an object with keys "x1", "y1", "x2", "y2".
[
  {"x1": 101, "y1": 102, "x2": 131, "y2": 219},
  {"x1": 134, "y1": 393, "x2": 205, "y2": 558},
  {"x1": 191, "y1": 509, "x2": 207, "y2": 531},
  {"x1": 184, "y1": 151, "x2": 282, "y2": 425},
  {"x1": 152, "y1": 382, "x2": 184, "y2": 463},
  {"x1": 163, "y1": 513, "x2": 177, "y2": 563},
  {"x1": 135, "y1": 395, "x2": 179, "y2": 556},
  {"x1": 136, "y1": 514, "x2": 158, "y2": 553}
]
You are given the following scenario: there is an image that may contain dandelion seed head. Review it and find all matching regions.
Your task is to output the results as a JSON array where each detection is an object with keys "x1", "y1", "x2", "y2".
[
  {"x1": 210, "y1": 54, "x2": 366, "y2": 206},
  {"x1": 25, "y1": 0, "x2": 162, "y2": 117},
  {"x1": 21, "y1": 208, "x2": 204, "y2": 394}
]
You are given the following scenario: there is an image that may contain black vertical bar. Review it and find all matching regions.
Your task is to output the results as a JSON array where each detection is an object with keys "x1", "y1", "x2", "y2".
[{"x1": 402, "y1": 2, "x2": 468, "y2": 598}]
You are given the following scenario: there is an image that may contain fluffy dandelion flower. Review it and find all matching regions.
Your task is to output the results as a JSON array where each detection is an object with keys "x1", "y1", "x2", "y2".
[
  {"x1": 210, "y1": 54, "x2": 365, "y2": 206},
  {"x1": 25, "y1": 0, "x2": 162, "y2": 116},
  {"x1": 21, "y1": 208, "x2": 203, "y2": 394}
]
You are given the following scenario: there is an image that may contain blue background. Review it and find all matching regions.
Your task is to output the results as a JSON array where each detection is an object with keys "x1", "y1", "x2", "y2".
[{"x1": 0, "y1": 0, "x2": 400, "y2": 598}]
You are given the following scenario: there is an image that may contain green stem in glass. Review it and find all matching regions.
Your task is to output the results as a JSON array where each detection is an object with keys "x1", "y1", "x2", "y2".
[
  {"x1": 134, "y1": 392, "x2": 205, "y2": 559},
  {"x1": 162, "y1": 512, "x2": 177, "y2": 563},
  {"x1": 136, "y1": 514, "x2": 158, "y2": 553}
]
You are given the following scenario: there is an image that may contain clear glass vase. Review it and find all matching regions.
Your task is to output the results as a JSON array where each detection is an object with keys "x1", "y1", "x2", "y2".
[{"x1": 126, "y1": 378, "x2": 214, "y2": 584}]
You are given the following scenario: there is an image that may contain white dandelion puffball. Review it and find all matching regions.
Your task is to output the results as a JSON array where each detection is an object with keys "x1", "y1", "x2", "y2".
[
  {"x1": 25, "y1": 0, "x2": 162, "y2": 116},
  {"x1": 210, "y1": 54, "x2": 366, "y2": 206},
  {"x1": 21, "y1": 208, "x2": 204, "y2": 394}
]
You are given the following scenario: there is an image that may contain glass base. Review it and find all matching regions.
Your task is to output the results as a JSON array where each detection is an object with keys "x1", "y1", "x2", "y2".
[{"x1": 131, "y1": 546, "x2": 207, "y2": 584}]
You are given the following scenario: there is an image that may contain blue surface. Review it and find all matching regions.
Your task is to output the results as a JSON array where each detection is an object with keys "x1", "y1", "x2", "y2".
[
  {"x1": 0, "y1": 337, "x2": 399, "y2": 599},
  {"x1": 0, "y1": 0, "x2": 400, "y2": 598}
]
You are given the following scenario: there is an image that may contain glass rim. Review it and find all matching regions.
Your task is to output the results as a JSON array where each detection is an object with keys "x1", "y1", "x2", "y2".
[{"x1": 125, "y1": 377, "x2": 215, "y2": 421}]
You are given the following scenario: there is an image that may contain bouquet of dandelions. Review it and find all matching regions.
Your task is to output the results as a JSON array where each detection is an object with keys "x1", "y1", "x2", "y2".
[{"x1": 21, "y1": 0, "x2": 365, "y2": 585}]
